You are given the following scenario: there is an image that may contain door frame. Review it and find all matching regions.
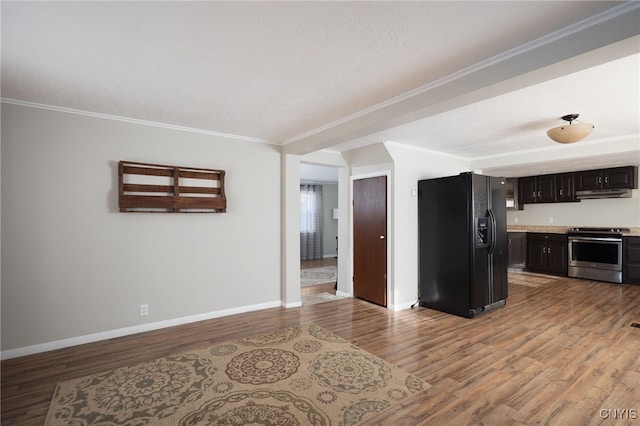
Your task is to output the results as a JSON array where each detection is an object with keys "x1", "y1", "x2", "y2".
[{"x1": 350, "y1": 170, "x2": 391, "y2": 308}]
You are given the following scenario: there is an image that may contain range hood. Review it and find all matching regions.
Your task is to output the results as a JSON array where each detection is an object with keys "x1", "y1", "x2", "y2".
[{"x1": 575, "y1": 188, "x2": 632, "y2": 199}]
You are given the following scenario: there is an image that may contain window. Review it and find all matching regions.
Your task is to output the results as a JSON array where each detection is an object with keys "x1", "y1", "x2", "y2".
[
  {"x1": 300, "y1": 188, "x2": 321, "y2": 232},
  {"x1": 300, "y1": 184, "x2": 323, "y2": 260}
]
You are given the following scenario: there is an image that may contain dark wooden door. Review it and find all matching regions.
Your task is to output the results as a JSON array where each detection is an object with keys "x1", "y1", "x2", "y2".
[{"x1": 353, "y1": 176, "x2": 387, "y2": 307}]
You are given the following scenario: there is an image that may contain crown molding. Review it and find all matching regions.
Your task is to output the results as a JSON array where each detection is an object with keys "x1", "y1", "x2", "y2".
[{"x1": 1, "y1": 98, "x2": 276, "y2": 146}]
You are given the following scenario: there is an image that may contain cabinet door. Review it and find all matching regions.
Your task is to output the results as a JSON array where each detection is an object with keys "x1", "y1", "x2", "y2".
[
  {"x1": 508, "y1": 232, "x2": 526, "y2": 269},
  {"x1": 546, "y1": 238, "x2": 568, "y2": 275},
  {"x1": 536, "y1": 175, "x2": 556, "y2": 203},
  {"x1": 526, "y1": 236, "x2": 547, "y2": 272},
  {"x1": 604, "y1": 166, "x2": 637, "y2": 189},
  {"x1": 556, "y1": 173, "x2": 575, "y2": 202},
  {"x1": 518, "y1": 177, "x2": 537, "y2": 204},
  {"x1": 623, "y1": 237, "x2": 640, "y2": 284},
  {"x1": 576, "y1": 170, "x2": 603, "y2": 191}
]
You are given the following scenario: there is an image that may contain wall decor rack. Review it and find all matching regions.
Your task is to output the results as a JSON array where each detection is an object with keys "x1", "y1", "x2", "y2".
[{"x1": 118, "y1": 161, "x2": 226, "y2": 213}]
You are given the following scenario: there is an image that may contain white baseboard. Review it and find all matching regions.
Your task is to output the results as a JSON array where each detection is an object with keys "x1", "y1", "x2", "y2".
[
  {"x1": 1, "y1": 300, "x2": 282, "y2": 360},
  {"x1": 322, "y1": 253, "x2": 338, "y2": 259},
  {"x1": 389, "y1": 300, "x2": 418, "y2": 311},
  {"x1": 336, "y1": 290, "x2": 350, "y2": 298}
]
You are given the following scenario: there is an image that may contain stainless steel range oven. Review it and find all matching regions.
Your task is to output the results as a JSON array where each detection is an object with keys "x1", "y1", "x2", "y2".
[{"x1": 568, "y1": 227, "x2": 628, "y2": 283}]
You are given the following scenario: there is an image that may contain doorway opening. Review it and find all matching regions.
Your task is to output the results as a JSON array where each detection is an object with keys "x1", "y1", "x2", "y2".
[{"x1": 299, "y1": 163, "x2": 339, "y2": 304}]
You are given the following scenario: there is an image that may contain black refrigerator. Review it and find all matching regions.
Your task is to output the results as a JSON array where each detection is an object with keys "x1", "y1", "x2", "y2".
[{"x1": 418, "y1": 172, "x2": 508, "y2": 318}]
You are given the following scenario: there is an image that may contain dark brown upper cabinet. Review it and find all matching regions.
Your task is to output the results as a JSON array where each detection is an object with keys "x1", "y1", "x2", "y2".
[
  {"x1": 555, "y1": 172, "x2": 576, "y2": 202},
  {"x1": 518, "y1": 175, "x2": 556, "y2": 204},
  {"x1": 536, "y1": 175, "x2": 557, "y2": 203},
  {"x1": 575, "y1": 166, "x2": 638, "y2": 191},
  {"x1": 518, "y1": 166, "x2": 636, "y2": 206},
  {"x1": 518, "y1": 176, "x2": 537, "y2": 205}
]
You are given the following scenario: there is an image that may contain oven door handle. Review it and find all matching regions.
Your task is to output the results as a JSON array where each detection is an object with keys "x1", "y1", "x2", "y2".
[{"x1": 568, "y1": 236, "x2": 622, "y2": 243}]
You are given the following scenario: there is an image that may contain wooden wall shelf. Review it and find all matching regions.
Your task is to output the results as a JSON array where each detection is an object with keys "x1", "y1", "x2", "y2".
[{"x1": 118, "y1": 161, "x2": 226, "y2": 213}]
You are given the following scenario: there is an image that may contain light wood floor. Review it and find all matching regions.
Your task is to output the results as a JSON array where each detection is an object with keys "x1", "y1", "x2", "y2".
[{"x1": 2, "y1": 272, "x2": 640, "y2": 425}]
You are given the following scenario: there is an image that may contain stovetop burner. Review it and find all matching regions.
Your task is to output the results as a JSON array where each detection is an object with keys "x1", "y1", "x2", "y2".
[{"x1": 568, "y1": 227, "x2": 629, "y2": 236}]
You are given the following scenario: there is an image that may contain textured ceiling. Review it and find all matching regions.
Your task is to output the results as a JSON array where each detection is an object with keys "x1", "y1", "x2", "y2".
[
  {"x1": 2, "y1": 1, "x2": 639, "y2": 177},
  {"x1": 337, "y1": 54, "x2": 639, "y2": 157}
]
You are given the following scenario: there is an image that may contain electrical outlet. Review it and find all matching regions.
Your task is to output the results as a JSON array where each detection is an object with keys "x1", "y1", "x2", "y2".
[
  {"x1": 548, "y1": 217, "x2": 554, "y2": 224},
  {"x1": 140, "y1": 304, "x2": 148, "y2": 316},
  {"x1": 514, "y1": 217, "x2": 519, "y2": 224}
]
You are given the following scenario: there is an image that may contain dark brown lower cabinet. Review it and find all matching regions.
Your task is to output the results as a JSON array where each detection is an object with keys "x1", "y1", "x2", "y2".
[
  {"x1": 508, "y1": 232, "x2": 526, "y2": 269},
  {"x1": 526, "y1": 233, "x2": 568, "y2": 276},
  {"x1": 623, "y1": 236, "x2": 640, "y2": 284}
]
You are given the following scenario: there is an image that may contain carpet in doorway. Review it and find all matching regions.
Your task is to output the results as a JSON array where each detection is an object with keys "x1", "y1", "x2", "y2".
[
  {"x1": 45, "y1": 323, "x2": 427, "y2": 425},
  {"x1": 302, "y1": 292, "x2": 346, "y2": 305},
  {"x1": 301, "y1": 265, "x2": 337, "y2": 287}
]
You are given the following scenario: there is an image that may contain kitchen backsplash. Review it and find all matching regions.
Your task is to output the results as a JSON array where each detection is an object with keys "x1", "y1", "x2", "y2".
[{"x1": 507, "y1": 190, "x2": 639, "y2": 228}]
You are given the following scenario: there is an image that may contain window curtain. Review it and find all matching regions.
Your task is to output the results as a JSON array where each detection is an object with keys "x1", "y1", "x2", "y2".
[{"x1": 300, "y1": 184, "x2": 323, "y2": 260}]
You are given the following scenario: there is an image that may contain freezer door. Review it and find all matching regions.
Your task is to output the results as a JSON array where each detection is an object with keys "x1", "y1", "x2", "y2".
[{"x1": 470, "y1": 175, "x2": 491, "y2": 310}]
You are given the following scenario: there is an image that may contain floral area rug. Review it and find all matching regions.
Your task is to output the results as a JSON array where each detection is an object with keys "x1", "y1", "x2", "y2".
[
  {"x1": 301, "y1": 266, "x2": 337, "y2": 287},
  {"x1": 302, "y1": 292, "x2": 346, "y2": 306},
  {"x1": 45, "y1": 323, "x2": 427, "y2": 425}
]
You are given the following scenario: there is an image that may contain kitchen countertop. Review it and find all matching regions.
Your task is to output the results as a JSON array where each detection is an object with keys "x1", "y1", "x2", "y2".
[
  {"x1": 507, "y1": 225, "x2": 569, "y2": 234},
  {"x1": 507, "y1": 225, "x2": 640, "y2": 236}
]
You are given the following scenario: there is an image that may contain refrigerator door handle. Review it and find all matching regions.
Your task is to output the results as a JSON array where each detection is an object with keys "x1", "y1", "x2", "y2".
[{"x1": 488, "y1": 209, "x2": 497, "y2": 254}]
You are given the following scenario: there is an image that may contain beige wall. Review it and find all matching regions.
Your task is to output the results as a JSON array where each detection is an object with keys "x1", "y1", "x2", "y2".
[
  {"x1": 1, "y1": 104, "x2": 282, "y2": 356},
  {"x1": 321, "y1": 184, "x2": 339, "y2": 257}
]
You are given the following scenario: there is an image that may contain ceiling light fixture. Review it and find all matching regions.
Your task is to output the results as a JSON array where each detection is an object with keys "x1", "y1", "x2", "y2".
[{"x1": 546, "y1": 114, "x2": 594, "y2": 144}]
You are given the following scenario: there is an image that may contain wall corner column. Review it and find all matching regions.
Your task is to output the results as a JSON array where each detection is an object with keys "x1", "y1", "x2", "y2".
[{"x1": 281, "y1": 152, "x2": 302, "y2": 307}]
